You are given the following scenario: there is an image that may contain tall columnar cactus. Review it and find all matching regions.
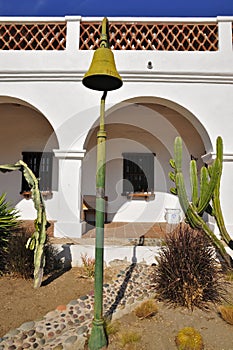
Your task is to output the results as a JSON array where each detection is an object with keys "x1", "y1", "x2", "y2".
[
  {"x1": 0, "y1": 160, "x2": 48, "y2": 288},
  {"x1": 169, "y1": 136, "x2": 232, "y2": 267},
  {"x1": 210, "y1": 137, "x2": 233, "y2": 249}
]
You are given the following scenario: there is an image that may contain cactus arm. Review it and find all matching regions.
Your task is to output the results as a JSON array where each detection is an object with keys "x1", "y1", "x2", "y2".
[
  {"x1": 0, "y1": 164, "x2": 22, "y2": 172},
  {"x1": 190, "y1": 160, "x2": 199, "y2": 207},
  {"x1": 174, "y1": 137, "x2": 183, "y2": 172},
  {"x1": 213, "y1": 192, "x2": 232, "y2": 244},
  {"x1": 188, "y1": 204, "x2": 231, "y2": 266},
  {"x1": 0, "y1": 160, "x2": 48, "y2": 288},
  {"x1": 210, "y1": 137, "x2": 232, "y2": 247},
  {"x1": 175, "y1": 172, "x2": 190, "y2": 214},
  {"x1": 19, "y1": 160, "x2": 48, "y2": 288},
  {"x1": 197, "y1": 159, "x2": 220, "y2": 215},
  {"x1": 176, "y1": 172, "x2": 230, "y2": 265}
]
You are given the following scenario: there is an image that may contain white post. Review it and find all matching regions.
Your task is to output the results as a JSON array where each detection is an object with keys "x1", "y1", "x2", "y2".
[
  {"x1": 217, "y1": 17, "x2": 233, "y2": 53},
  {"x1": 53, "y1": 149, "x2": 86, "y2": 238},
  {"x1": 65, "y1": 16, "x2": 82, "y2": 52}
]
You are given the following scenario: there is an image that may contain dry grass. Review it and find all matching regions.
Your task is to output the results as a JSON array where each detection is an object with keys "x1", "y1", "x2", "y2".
[
  {"x1": 225, "y1": 270, "x2": 233, "y2": 282},
  {"x1": 218, "y1": 305, "x2": 233, "y2": 325},
  {"x1": 135, "y1": 299, "x2": 158, "y2": 319},
  {"x1": 105, "y1": 320, "x2": 121, "y2": 336},
  {"x1": 175, "y1": 327, "x2": 204, "y2": 350},
  {"x1": 80, "y1": 253, "x2": 95, "y2": 278},
  {"x1": 117, "y1": 329, "x2": 141, "y2": 349}
]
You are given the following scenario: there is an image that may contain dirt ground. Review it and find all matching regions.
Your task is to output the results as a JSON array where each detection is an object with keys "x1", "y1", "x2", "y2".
[{"x1": 1, "y1": 267, "x2": 233, "y2": 350}]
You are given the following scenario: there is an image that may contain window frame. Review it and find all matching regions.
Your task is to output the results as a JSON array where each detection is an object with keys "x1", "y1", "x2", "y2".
[
  {"x1": 21, "y1": 151, "x2": 53, "y2": 193},
  {"x1": 122, "y1": 152, "x2": 155, "y2": 195}
]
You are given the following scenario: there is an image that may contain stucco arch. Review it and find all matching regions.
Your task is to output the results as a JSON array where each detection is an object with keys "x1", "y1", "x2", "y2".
[
  {"x1": 82, "y1": 95, "x2": 213, "y2": 223},
  {"x1": 83, "y1": 95, "x2": 212, "y2": 155},
  {"x1": 0, "y1": 95, "x2": 59, "y2": 206}
]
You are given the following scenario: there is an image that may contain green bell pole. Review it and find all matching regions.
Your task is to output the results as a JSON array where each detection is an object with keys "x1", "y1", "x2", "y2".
[
  {"x1": 82, "y1": 17, "x2": 122, "y2": 350},
  {"x1": 88, "y1": 90, "x2": 107, "y2": 350}
]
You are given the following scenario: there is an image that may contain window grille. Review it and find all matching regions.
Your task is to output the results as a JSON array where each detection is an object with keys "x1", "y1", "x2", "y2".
[
  {"x1": 122, "y1": 153, "x2": 154, "y2": 194},
  {"x1": 21, "y1": 152, "x2": 53, "y2": 192}
]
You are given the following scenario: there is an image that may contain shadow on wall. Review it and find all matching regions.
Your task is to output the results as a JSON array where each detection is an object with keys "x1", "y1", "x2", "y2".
[
  {"x1": 111, "y1": 191, "x2": 182, "y2": 223},
  {"x1": 42, "y1": 244, "x2": 73, "y2": 286}
]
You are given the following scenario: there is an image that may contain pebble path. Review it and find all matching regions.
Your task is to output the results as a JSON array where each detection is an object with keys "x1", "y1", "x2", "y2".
[{"x1": 0, "y1": 263, "x2": 156, "y2": 350}]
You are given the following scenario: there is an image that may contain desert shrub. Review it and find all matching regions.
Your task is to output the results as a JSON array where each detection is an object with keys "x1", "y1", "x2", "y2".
[
  {"x1": 0, "y1": 193, "x2": 19, "y2": 273},
  {"x1": 225, "y1": 270, "x2": 233, "y2": 282},
  {"x1": 105, "y1": 320, "x2": 121, "y2": 336},
  {"x1": 175, "y1": 327, "x2": 204, "y2": 350},
  {"x1": 135, "y1": 299, "x2": 158, "y2": 319},
  {"x1": 117, "y1": 330, "x2": 141, "y2": 348},
  {"x1": 3, "y1": 229, "x2": 62, "y2": 278},
  {"x1": 218, "y1": 304, "x2": 233, "y2": 325},
  {"x1": 81, "y1": 253, "x2": 95, "y2": 278},
  {"x1": 154, "y1": 223, "x2": 226, "y2": 309}
]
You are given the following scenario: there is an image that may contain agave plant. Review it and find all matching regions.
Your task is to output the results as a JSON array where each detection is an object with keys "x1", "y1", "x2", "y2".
[{"x1": 0, "y1": 193, "x2": 19, "y2": 273}]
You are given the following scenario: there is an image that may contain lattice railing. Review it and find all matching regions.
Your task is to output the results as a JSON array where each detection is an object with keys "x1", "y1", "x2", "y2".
[
  {"x1": 80, "y1": 22, "x2": 218, "y2": 51},
  {"x1": 0, "y1": 23, "x2": 66, "y2": 50}
]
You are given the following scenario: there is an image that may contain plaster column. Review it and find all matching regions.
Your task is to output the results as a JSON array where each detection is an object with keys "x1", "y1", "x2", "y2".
[
  {"x1": 217, "y1": 17, "x2": 233, "y2": 53},
  {"x1": 53, "y1": 149, "x2": 86, "y2": 238},
  {"x1": 65, "y1": 16, "x2": 82, "y2": 52}
]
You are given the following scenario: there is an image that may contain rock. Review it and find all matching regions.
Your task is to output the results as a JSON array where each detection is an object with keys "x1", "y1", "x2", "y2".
[
  {"x1": 5, "y1": 329, "x2": 20, "y2": 337},
  {"x1": 76, "y1": 325, "x2": 88, "y2": 335},
  {"x1": 53, "y1": 345, "x2": 63, "y2": 350},
  {"x1": 19, "y1": 321, "x2": 35, "y2": 331},
  {"x1": 65, "y1": 335, "x2": 77, "y2": 344},
  {"x1": 56, "y1": 305, "x2": 67, "y2": 311},
  {"x1": 35, "y1": 332, "x2": 44, "y2": 338}
]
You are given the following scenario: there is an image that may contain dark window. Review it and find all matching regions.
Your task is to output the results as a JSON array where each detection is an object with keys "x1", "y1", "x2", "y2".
[
  {"x1": 21, "y1": 152, "x2": 53, "y2": 192},
  {"x1": 122, "y1": 153, "x2": 154, "y2": 194}
]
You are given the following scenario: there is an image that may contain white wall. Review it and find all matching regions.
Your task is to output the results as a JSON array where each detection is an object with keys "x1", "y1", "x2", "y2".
[{"x1": 0, "y1": 16, "x2": 232, "y2": 236}]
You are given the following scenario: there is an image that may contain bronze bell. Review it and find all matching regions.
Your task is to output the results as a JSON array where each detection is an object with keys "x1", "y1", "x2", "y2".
[{"x1": 82, "y1": 18, "x2": 123, "y2": 92}]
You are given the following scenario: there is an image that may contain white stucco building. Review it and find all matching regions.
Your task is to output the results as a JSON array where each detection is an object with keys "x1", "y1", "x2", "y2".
[{"x1": 0, "y1": 15, "x2": 233, "y2": 238}]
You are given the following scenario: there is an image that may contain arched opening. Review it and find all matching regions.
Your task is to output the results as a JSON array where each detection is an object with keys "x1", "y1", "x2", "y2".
[
  {"x1": 0, "y1": 98, "x2": 59, "y2": 210},
  {"x1": 81, "y1": 96, "x2": 212, "y2": 226}
]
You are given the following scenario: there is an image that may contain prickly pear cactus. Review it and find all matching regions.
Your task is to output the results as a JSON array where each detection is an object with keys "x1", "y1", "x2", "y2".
[
  {"x1": 169, "y1": 136, "x2": 232, "y2": 267},
  {"x1": 0, "y1": 160, "x2": 49, "y2": 288}
]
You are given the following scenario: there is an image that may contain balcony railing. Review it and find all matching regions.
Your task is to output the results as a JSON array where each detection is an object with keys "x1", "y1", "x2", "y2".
[
  {"x1": 80, "y1": 22, "x2": 218, "y2": 51},
  {"x1": 0, "y1": 22, "x2": 66, "y2": 50},
  {"x1": 0, "y1": 17, "x2": 231, "y2": 52}
]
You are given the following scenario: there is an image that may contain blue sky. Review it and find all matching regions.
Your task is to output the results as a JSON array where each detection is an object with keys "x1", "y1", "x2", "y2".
[{"x1": 0, "y1": 0, "x2": 233, "y2": 17}]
